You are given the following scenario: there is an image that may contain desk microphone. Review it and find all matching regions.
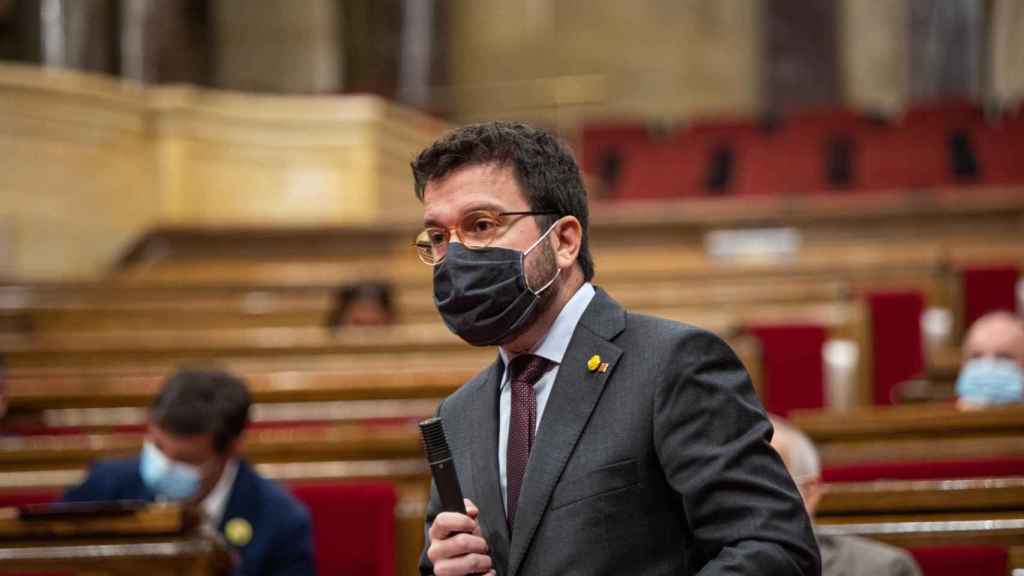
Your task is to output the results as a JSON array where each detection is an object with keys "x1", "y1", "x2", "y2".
[{"x1": 418, "y1": 417, "x2": 467, "y2": 514}]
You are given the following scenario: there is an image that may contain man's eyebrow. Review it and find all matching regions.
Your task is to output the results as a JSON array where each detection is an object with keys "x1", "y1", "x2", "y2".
[{"x1": 423, "y1": 202, "x2": 508, "y2": 227}]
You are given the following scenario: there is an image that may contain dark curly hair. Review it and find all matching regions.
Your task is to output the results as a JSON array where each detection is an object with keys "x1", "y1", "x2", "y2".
[
  {"x1": 411, "y1": 121, "x2": 594, "y2": 281},
  {"x1": 151, "y1": 367, "x2": 252, "y2": 453}
]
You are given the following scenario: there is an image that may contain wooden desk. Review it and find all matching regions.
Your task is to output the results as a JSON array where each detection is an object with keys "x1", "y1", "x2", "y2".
[
  {"x1": 791, "y1": 404, "x2": 1024, "y2": 466},
  {"x1": 0, "y1": 422, "x2": 426, "y2": 473},
  {"x1": 0, "y1": 503, "x2": 230, "y2": 575},
  {"x1": 0, "y1": 275, "x2": 852, "y2": 333},
  {"x1": 817, "y1": 477, "x2": 1024, "y2": 571}
]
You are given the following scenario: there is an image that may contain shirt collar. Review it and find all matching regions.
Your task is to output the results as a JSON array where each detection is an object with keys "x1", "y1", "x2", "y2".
[
  {"x1": 201, "y1": 458, "x2": 239, "y2": 527},
  {"x1": 499, "y1": 282, "x2": 596, "y2": 374}
]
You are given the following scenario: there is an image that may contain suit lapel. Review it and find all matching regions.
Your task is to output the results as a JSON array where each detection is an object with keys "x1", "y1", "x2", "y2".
[
  {"x1": 468, "y1": 361, "x2": 512, "y2": 569},
  {"x1": 218, "y1": 460, "x2": 253, "y2": 534},
  {"x1": 507, "y1": 289, "x2": 625, "y2": 576}
]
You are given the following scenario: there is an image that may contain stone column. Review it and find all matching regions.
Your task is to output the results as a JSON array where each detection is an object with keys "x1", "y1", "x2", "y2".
[
  {"x1": 210, "y1": 0, "x2": 340, "y2": 93},
  {"x1": 990, "y1": 0, "x2": 1024, "y2": 109},
  {"x1": 39, "y1": 0, "x2": 113, "y2": 73},
  {"x1": 839, "y1": 0, "x2": 909, "y2": 115}
]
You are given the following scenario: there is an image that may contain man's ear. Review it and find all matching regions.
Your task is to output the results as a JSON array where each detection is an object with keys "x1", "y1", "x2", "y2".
[
  {"x1": 803, "y1": 478, "x2": 824, "y2": 517},
  {"x1": 551, "y1": 216, "x2": 582, "y2": 271}
]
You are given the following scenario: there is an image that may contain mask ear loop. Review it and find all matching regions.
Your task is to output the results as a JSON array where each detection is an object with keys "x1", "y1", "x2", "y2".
[{"x1": 521, "y1": 220, "x2": 562, "y2": 294}]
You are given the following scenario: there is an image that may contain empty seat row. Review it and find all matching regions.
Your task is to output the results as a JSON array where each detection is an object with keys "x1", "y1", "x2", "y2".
[{"x1": 581, "y1": 99, "x2": 1024, "y2": 199}]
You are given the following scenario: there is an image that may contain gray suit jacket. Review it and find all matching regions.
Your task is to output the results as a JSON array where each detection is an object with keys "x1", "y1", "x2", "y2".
[
  {"x1": 818, "y1": 534, "x2": 921, "y2": 576},
  {"x1": 420, "y1": 288, "x2": 820, "y2": 575}
]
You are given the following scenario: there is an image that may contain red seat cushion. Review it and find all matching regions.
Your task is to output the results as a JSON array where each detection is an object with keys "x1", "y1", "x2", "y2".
[
  {"x1": 579, "y1": 123, "x2": 651, "y2": 182},
  {"x1": 908, "y1": 545, "x2": 1007, "y2": 576},
  {"x1": 972, "y1": 120, "x2": 1024, "y2": 185},
  {"x1": 961, "y1": 265, "x2": 1019, "y2": 329},
  {"x1": 858, "y1": 125, "x2": 954, "y2": 191},
  {"x1": 821, "y1": 457, "x2": 1024, "y2": 482},
  {"x1": 735, "y1": 132, "x2": 835, "y2": 196},
  {"x1": 858, "y1": 99, "x2": 983, "y2": 192},
  {"x1": 0, "y1": 489, "x2": 59, "y2": 508},
  {"x1": 745, "y1": 324, "x2": 827, "y2": 416},
  {"x1": 865, "y1": 291, "x2": 925, "y2": 404},
  {"x1": 786, "y1": 105, "x2": 870, "y2": 131},
  {"x1": 903, "y1": 98, "x2": 984, "y2": 131},
  {"x1": 290, "y1": 481, "x2": 397, "y2": 576},
  {"x1": 615, "y1": 140, "x2": 713, "y2": 199}
]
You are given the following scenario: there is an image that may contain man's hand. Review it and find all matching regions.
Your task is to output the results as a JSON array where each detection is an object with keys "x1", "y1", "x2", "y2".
[{"x1": 427, "y1": 499, "x2": 495, "y2": 576}]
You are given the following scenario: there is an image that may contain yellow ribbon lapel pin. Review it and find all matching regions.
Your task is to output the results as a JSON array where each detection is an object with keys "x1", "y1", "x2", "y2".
[{"x1": 225, "y1": 517, "x2": 253, "y2": 547}]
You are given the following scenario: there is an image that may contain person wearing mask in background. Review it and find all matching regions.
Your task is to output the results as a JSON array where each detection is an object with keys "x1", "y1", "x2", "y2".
[
  {"x1": 957, "y1": 311, "x2": 1024, "y2": 409},
  {"x1": 413, "y1": 121, "x2": 818, "y2": 576},
  {"x1": 62, "y1": 367, "x2": 315, "y2": 576},
  {"x1": 769, "y1": 415, "x2": 922, "y2": 576},
  {"x1": 323, "y1": 281, "x2": 396, "y2": 332}
]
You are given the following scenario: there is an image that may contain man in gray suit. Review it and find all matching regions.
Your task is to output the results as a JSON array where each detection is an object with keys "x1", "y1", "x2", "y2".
[
  {"x1": 412, "y1": 121, "x2": 820, "y2": 576},
  {"x1": 769, "y1": 416, "x2": 921, "y2": 576}
]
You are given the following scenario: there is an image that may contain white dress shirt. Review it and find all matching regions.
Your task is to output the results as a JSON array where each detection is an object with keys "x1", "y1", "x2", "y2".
[
  {"x1": 201, "y1": 458, "x2": 239, "y2": 529},
  {"x1": 497, "y1": 282, "x2": 596, "y2": 513}
]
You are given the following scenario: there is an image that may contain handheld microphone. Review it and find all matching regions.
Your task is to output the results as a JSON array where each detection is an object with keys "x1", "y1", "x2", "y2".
[{"x1": 418, "y1": 417, "x2": 467, "y2": 514}]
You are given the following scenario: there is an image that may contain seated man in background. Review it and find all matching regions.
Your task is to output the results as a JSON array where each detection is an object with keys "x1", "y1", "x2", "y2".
[
  {"x1": 769, "y1": 415, "x2": 922, "y2": 576},
  {"x1": 957, "y1": 310, "x2": 1024, "y2": 409},
  {"x1": 63, "y1": 368, "x2": 315, "y2": 576},
  {"x1": 323, "y1": 280, "x2": 396, "y2": 331}
]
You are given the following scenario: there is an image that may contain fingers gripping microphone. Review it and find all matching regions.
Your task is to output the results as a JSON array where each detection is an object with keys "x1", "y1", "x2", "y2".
[{"x1": 419, "y1": 417, "x2": 467, "y2": 514}]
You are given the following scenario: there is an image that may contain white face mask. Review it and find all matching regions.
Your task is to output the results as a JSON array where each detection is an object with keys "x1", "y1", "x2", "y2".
[
  {"x1": 139, "y1": 440, "x2": 202, "y2": 500},
  {"x1": 956, "y1": 357, "x2": 1024, "y2": 405}
]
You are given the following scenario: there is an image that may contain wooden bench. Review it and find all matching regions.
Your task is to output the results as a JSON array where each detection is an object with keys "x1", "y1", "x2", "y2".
[
  {"x1": 817, "y1": 477, "x2": 1024, "y2": 574},
  {"x1": 0, "y1": 423, "x2": 431, "y2": 575},
  {"x1": 3, "y1": 434, "x2": 1024, "y2": 574},
  {"x1": 790, "y1": 404, "x2": 1024, "y2": 468},
  {"x1": 0, "y1": 503, "x2": 232, "y2": 575},
  {"x1": 1, "y1": 275, "x2": 853, "y2": 333}
]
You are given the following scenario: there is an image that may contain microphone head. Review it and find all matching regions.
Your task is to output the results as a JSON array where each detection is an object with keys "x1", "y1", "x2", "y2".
[{"x1": 418, "y1": 416, "x2": 452, "y2": 464}]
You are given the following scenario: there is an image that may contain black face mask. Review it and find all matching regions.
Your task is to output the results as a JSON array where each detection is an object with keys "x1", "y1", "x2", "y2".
[{"x1": 433, "y1": 227, "x2": 560, "y2": 347}]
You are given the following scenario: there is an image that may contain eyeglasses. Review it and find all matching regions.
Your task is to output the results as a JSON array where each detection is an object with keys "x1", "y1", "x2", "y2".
[{"x1": 414, "y1": 209, "x2": 561, "y2": 265}]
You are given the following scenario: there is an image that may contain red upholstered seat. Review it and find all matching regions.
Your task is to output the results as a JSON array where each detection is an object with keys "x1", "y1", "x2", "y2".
[
  {"x1": 903, "y1": 98, "x2": 984, "y2": 130},
  {"x1": 972, "y1": 118, "x2": 1024, "y2": 185},
  {"x1": 736, "y1": 132, "x2": 849, "y2": 196},
  {"x1": 859, "y1": 99, "x2": 983, "y2": 192},
  {"x1": 579, "y1": 123, "x2": 652, "y2": 186},
  {"x1": 290, "y1": 481, "x2": 397, "y2": 576},
  {"x1": 787, "y1": 105, "x2": 871, "y2": 131},
  {"x1": 908, "y1": 545, "x2": 1007, "y2": 576},
  {"x1": 0, "y1": 483, "x2": 400, "y2": 576},
  {"x1": 734, "y1": 133, "x2": 821, "y2": 196},
  {"x1": 858, "y1": 124, "x2": 953, "y2": 191},
  {"x1": 615, "y1": 140, "x2": 713, "y2": 199},
  {"x1": 865, "y1": 291, "x2": 925, "y2": 405},
  {"x1": 906, "y1": 98, "x2": 983, "y2": 126},
  {"x1": 960, "y1": 265, "x2": 1019, "y2": 328},
  {"x1": 736, "y1": 109, "x2": 875, "y2": 196},
  {"x1": 613, "y1": 117, "x2": 765, "y2": 199},
  {"x1": 821, "y1": 457, "x2": 1024, "y2": 482},
  {"x1": 0, "y1": 489, "x2": 59, "y2": 509},
  {"x1": 745, "y1": 324, "x2": 826, "y2": 416}
]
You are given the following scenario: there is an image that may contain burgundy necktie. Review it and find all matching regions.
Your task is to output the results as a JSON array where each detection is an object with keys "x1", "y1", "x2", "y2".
[{"x1": 506, "y1": 354, "x2": 550, "y2": 528}]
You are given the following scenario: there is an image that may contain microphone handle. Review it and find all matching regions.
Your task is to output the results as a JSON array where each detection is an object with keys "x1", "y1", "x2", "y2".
[{"x1": 430, "y1": 457, "x2": 467, "y2": 514}]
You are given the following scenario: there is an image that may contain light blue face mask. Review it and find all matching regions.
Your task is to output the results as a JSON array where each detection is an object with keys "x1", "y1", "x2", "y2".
[
  {"x1": 139, "y1": 440, "x2": 201, "y2": 500},
  {"x1": 956, "y1": 357, "x2": 1024, "y2": 405}
]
